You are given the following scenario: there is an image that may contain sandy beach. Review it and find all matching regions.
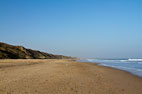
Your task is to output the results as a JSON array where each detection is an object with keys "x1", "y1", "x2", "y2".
[{"x1": 0, "y1": 59, "x2": 142, "y2": 94}]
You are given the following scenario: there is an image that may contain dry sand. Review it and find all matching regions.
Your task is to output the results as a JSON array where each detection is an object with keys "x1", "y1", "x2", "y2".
[{"x1": 0, "y1": 59, "x2": 142, "y2": 94}]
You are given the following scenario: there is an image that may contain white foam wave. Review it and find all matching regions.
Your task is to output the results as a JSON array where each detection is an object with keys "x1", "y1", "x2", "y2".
[
  {"x1": 120, "y1": 59, "x2": 142, "y2": 62},
  {"x1": 128, "y1": 59, "x2": 142, "y2": 62},
  {"x1": 86, "y1": 59, "x2": 95, "y2": 62}
]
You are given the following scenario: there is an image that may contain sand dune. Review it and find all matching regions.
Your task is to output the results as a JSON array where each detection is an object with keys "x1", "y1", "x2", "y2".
[{"x1": 0, "y1": 59, "x2": 142, "y2": 94}]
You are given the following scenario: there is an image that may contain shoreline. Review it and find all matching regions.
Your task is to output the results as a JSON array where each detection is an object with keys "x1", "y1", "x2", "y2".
[
  {"x1": 76, "y1": 61, "x2": 142, "y2": 81},
  {"x1": 77, "y1": 60, "x2": 142, "y2": 78},
  {"x1": 97, "y1": 63, "x2": 142, "y2": 78},
  {"x1": 0, "y1": 59, "x2": 142, "y2": 94}
]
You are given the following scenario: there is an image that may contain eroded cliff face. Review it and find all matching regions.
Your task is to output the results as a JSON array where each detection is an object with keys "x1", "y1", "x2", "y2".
[{"x1": 0, "y1": 42, "x2": 74, "y2": 59}]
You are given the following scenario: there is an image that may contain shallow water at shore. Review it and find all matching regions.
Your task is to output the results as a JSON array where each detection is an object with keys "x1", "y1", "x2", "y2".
[{"x1": 78, "y1": 59, "x2": 142, "y2": 77}]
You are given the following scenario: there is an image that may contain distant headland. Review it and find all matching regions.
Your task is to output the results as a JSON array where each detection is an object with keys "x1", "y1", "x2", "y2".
[{"x1": 0, "y1": 42, "x2": 75, "y2": 59}]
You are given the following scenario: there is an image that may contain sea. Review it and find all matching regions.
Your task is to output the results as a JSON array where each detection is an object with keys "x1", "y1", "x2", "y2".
[{"x1": 78, "y1": 59, "x2": 142, "y2": 77}]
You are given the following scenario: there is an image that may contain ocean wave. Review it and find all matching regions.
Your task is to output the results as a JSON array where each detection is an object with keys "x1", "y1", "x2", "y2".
[
  {"x1": 128, "y1": 59, "x2": 142, "y2": 62},
  {"x1": 86, "y1": 59, "x2": 95, "y2": 62},
  {"x1": 120, "y1": 59, "x2": 142, "y2": 62}
]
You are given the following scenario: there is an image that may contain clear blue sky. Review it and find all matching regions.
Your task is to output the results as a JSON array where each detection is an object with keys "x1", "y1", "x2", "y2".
[{"x1": 0, "y1": 0, "x2": 142, "y2": 58}]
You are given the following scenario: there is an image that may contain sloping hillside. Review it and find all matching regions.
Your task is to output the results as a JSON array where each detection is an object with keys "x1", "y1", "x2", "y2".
[{"x1": 0, "y1": 42, "x2": 73, "y2": 59}]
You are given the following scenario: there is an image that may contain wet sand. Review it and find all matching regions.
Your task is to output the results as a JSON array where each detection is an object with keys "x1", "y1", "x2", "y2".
[{"x1": 0, "y1": 59, "x2": 142, "y2": 94}]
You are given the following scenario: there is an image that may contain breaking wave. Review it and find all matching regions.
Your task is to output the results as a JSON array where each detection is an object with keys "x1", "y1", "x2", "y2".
[{"x1": 121, "y1": 59, "x2": 142, "y2": 62}]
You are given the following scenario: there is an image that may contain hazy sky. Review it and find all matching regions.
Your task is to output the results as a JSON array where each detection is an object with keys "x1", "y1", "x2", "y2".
[{"x1": 0, "y1": 0, "x2": 142, "y2": 58}]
